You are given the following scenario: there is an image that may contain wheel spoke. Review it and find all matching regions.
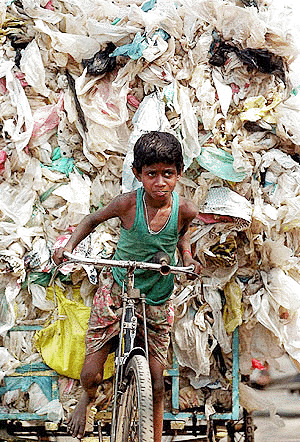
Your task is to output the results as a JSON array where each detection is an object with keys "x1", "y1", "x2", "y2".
[{"x1": 128, "y1": 379, "x2": 139, "y2": 440}]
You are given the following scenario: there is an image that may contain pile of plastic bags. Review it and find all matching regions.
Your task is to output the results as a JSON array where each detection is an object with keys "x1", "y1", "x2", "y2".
[{"x1": 1, "y1": 0, "x2": 300, "y2": 421}]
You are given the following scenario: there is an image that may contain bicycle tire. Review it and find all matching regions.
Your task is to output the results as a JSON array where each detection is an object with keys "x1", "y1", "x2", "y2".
[{"x1": 114, "y1": 354, "x2": 154, "y2": 442}]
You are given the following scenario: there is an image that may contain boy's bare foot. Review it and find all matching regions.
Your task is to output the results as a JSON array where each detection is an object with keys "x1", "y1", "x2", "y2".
[{"x1": 67, "y1": 391, "x2": 91, "y2": 439}]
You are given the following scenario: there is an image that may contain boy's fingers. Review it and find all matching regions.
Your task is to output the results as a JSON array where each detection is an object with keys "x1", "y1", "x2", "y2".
[
  {"x1": 52, "y1": 248, "x2": 64, "y2": 265},
  {"x1": 195, "y1": 263, "x2": 203, "y2": 274}
]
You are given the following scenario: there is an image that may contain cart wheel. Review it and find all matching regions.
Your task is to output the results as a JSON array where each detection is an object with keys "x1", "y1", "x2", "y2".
[
  {"x1": 226, "y1": 409, "x2": 255, "y2": 442},
  {"x1": 244, "y1": 409, "x2": 255, "y2": 442}
]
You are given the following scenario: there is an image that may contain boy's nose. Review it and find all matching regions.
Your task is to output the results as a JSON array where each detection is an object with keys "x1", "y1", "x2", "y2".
[{"x1": 155, "y1": 174, "x2": 165, "y2": 186}]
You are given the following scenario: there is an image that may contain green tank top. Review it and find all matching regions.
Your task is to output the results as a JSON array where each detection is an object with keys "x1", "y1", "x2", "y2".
[{"x1": 112, "y1": 187, "x2": 179, "y2": 305}]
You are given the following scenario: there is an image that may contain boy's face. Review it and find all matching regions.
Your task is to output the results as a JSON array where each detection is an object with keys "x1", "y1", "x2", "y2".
[{"x1": 133, "y1": 162, "x2": 182, "y2": 203}]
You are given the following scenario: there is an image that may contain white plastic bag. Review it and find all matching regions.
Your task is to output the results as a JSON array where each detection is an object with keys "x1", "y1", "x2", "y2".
[
  {"x1": 34, "y1": 19, "x2": 100, "y2": 62},
  {"x1": 4, "y1": 64, "x2": 33, "y2": 151},
  {"x1": 29, "y1": 92, "x2": 64, "y2": 146},
  {"x1": 128, "y1": 0, "x2": 183, "y2": 39},
  {"x1": 275, "y1": 94, "x2": 300, "y2": 145},
  {"x1": 0, "y1": 182, "x2": 36, "y2": 226},
  {"x1": 203, "y1": 283, "x2": 232, "y2": 354},
  {"x1": 173, "y1": 84, "x2": 201, "y2": 167},
  {"x1": 122, "y1": 92, "x2": 171, "y2": 193},
  {"x1": 52, "y1": 170, "x2": 91, "y2": 225},
  {"x1": 0, "y1": 280, "x2": 20, "y2": 335},
  {"x1": 20, "y1": 40, "x2": 49, "y2": 97},
  {"x1": 36, "y1": 399, "x2": 65, "y2": 423},
  {"x1": 28, "y1": 383, "x2": 49, "y2": 413},
  {"x1": 263, "y1": 268, "x2": 300, "y2": 310},
  {"x1": 29, "y1": 284, "x2": 55, "y2": 311},
  {"x1": 0, "y1": 348, "x2": 20, "y2": 381},
  {"x1": 172, "y1": 304, "x2": 216, "y2": 377},
  {"x1": 212, "y1": 68, "x2": 232, "y2": 117},
  {"x1": 200, "y1": 187, "x2": 253, "y2": 222},
  {"x1": 250, "y1": 288, "x2": 300, "y2": 365}
]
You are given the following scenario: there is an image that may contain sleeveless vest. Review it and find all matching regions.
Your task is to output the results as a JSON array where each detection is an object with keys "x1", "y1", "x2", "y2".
[{"x1": 112, "y1": 187, "x2": 179, "y2": 305}]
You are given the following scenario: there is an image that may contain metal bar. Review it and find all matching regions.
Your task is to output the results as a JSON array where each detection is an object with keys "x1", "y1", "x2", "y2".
[
  {"x1": 0, "y1": 413, "x2": 49, "y2": 421},
  {"x1": 231, "y1": 327, "x2": 240, "y2": 420},
  {"x1": 163, "y1": 412, "x2": 235, "y2": 421},
  {"x1": 141, "y1": 296, "x2": 149, "y2": 361},
  {"x1": 5, "y1": 371, "x2": 57, "y2": 377},
  {"x1": 171, "y1": 351, "x2": 179, "y2": 412},
  {"x1": 110, "y1": 291, "x2": 126, "y2": 442},
  {"x1": 9, "y1": 325, "x2": 43, "y2": 331},
  {"x1": 52, "y1": 377, "x2": 59, "y2": 400}
]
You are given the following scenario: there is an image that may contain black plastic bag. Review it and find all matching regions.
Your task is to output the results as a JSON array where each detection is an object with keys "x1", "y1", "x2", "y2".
[{"x1": 82, "y1": 42, "x2": 117, "y2": 75}]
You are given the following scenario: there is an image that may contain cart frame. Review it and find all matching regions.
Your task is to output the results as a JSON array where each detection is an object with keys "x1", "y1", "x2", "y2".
[{"x1": 1, "y1": 320, "x2": 254, "y2": 442}]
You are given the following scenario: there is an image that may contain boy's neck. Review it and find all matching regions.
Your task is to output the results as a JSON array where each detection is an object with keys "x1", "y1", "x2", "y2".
[{"x1": 143, "y1": 190, "x2": 173, "y2": 209}]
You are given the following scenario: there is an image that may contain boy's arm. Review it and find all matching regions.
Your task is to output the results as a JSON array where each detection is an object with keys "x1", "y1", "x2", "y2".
[
  {"x1": 177, "y1": 199, "x2": 202, "y2": 273},
  {"x1": 177, "y1": 229, "x2": 202, "y2": 273},
  {"x1": 52, "y1": 194, "x2": 129, "y2": 265}
]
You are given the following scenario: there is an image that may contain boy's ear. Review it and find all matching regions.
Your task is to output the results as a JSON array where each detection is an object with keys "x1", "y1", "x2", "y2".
[
  {"x1": 177, "y1": 168, "x2": 183, "y2": 180},
  {"x1": 132, "y1": 167, "x2": 142, "y2": 182}
]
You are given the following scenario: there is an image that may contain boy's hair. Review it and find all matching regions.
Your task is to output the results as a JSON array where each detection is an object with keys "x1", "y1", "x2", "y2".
[{"x1": 132, "y1": 131, "x2": 184, "y2": 174}]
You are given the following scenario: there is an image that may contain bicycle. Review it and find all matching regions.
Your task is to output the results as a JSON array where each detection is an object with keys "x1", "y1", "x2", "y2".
[{"x1": 51, "y1": 250, "x2": 198, "y2": 442}]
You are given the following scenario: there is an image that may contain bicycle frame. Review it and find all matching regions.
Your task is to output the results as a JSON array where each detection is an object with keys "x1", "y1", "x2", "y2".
[
  {"x1": 50, "y1": 252, "x2": 198, "y2": 442},
  {"x1": 110, "y1": 264, "x2": 149, "y2": 442}
]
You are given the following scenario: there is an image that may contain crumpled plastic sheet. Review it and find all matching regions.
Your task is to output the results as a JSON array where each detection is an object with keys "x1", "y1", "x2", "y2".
[
  {"x1": 172, "y1": 302, "x2": 217, "y2": 377},
  {"x1": 122, "y1": 91, "x2": 171, "y2": 192},
  {"x1": 1, "y1": 0, "x2": 300, "y2": 420},
  {"x1": 0, "y1": 348, "x2": 20, "y2": 382},
  {"x1": 198, "y1": 143, "x2": 249, "y2": 182},
  {"x1": 20, "y1": 39, "x2": 50, "y2": 98},
  {"x1": 250, "y1": 289, "x2": 300, "y2": 356},
  {"x1": 36, "y1": 399, "x2": 65, "y2": 423},
  {"x1": 200, "y1": 186, "x2": 253, "y2": 222},
  {"x1": 202, "y1": 281, "x2": 232, "y2": 354},
  {"x1": 0, "y1": 278, "x2": 20, "y2": 335}
]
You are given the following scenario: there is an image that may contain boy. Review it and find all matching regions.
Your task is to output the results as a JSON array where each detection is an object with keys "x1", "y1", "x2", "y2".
[{"x1": 52, "y1": 131, "x2": 201, "y2": 441}]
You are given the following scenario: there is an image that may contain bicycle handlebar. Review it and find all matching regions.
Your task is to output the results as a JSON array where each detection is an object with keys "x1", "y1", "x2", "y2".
[{"x1": 61, "y1": 251, "x2": 198, "y2": 277}]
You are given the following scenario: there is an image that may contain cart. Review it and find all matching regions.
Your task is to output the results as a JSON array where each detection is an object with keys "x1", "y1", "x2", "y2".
[{"x1": 0, "y1": 327, "x2": 255, "y2": 442}]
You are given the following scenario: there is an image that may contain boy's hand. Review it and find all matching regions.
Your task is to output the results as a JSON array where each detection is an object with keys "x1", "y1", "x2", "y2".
[
  {"x1": 182, "y1": 253, "x2": 202, "y2": 274},
  {"x1": 52, "y1": 245, "x2": 72, "y2": 265}
]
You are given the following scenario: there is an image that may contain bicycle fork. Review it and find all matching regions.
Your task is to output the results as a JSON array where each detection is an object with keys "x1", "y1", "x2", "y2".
[{"x1": 111, "y1": 279, "x2": 138, "y2": 442}]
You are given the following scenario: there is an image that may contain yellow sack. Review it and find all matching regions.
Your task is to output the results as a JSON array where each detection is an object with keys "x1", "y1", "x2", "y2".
[
  {"x1": 223, "y1": 279, "x2": 243, "y2": 333},
  {"x1": 35, "y1": 285, "x2": 91, "y2": 380},
  {"x1": 35, "y1": 285, "x2": 115, "y2": 380}
]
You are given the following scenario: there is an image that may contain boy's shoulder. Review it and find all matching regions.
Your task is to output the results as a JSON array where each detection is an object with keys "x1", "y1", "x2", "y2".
[
  {"x1": 114, "y1": 190, "x2": 137, "y2": 211},
  {"x1": 178, "y1": 195, "x2": 198, "y2": 220}
]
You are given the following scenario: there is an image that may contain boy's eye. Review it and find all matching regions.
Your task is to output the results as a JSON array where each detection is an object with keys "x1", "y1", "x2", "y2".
[{"x1": 164, "y1": 171, "x2": 174, "y2": 177}]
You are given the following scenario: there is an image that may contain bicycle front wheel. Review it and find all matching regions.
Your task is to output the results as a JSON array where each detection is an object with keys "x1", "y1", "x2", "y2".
[{"x1": 114, "y1": 354, "x2": 154, "y2": 442}]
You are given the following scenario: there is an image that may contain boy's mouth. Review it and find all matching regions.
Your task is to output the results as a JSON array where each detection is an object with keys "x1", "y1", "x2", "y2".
[{"x1": 154, "y1": 190, "x2": 168, "y2": 196}]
